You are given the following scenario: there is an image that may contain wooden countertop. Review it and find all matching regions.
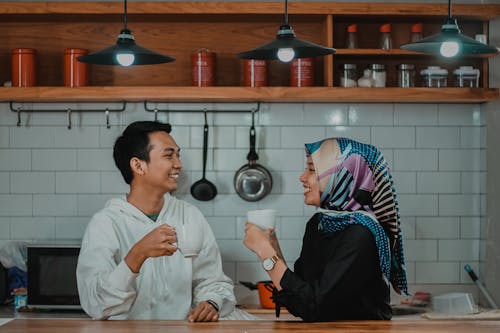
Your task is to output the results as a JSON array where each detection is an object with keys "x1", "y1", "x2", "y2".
[{"x1": 1, "y1": 319, "x2": 500, "y2": 333}]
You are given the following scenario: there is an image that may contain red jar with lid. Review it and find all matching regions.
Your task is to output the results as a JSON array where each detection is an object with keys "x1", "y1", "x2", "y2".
[
  {"x1": 290, "y1": 58, "x2": 315, "y2": 87},
  {"x1": 192, "y1": 48, "x2": 216, "y2": 87},
  {"x1": 242, "y1": 59, "x2": 267, "y2": 87},
  {"x1": 12, "y1": 48, "x2": 37, "y2": 87},
  {"x1": 64, "y1": 48, "x2": 89, "y2": 87}
]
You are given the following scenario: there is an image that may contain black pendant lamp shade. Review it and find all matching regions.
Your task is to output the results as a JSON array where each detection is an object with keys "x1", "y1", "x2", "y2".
[
  {"x1": 400, "y1": 0, "x2": 498, "y2": 58},
  {"x1": 77, "y1": 0, "x2": 175, "y2": 66},
  {"x1": 239, "y1": 0, "x2": 335, "y2": 62}
]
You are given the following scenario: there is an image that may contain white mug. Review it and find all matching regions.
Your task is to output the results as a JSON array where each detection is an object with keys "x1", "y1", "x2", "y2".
[
  {"x1": 247, "y1": 209, "x2": 276, "y2": 230},
  {"x1": 176, "y1": 222, "x2": 203, "y2": 258}
]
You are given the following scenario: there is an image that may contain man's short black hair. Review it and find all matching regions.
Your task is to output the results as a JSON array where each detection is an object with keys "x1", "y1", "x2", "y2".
[{"x1": 113, "y1": 121, "x2": 172, "y2": 184}]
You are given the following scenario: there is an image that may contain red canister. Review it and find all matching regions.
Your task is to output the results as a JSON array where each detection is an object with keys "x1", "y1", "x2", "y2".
[
  {"x1": 242, "y1": 59, "x2": 267, "y2": 87},
  {"x1": 64, "y1": 48, "x2": 89, "y2": 87},
  {"x1": 290, "y1": 57, "x2": 314, "y2": 87},
  {"x1": 192, "y1": 48, "x2": 216, "y2": 87},
  {"x1": 12, "y1": 48, "x2": 37, "y2": 87}
]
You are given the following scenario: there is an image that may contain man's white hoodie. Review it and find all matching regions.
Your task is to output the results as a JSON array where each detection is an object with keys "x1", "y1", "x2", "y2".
[{"x1": 76, "y1": 194, "x2": 236, "y2": 320}]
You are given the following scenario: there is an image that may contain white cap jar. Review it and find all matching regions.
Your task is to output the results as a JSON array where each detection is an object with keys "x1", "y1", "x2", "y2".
[
  {"x1": 420, "y1": 66, "x2": 448, "y2": 88},
  {"x1": 453, "y1": 66, "x2": 480, "y2": 88}
]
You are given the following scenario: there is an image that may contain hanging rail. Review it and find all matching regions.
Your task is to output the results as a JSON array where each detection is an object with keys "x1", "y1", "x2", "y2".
[
  {"x1": 143, "y1": 101, "x2": 260, "y2": 122},
  {"x1": 10, "y1": 101, "x2": 127, "y2": 129}
]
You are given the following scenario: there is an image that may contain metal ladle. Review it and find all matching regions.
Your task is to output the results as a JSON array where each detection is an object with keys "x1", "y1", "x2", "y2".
[{"x1": 190, "y1": 111, "x2": 217, "y2": 201}]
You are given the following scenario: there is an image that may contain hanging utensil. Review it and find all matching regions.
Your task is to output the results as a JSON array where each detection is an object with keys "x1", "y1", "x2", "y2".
[
  {"x1": 234, "y1": 110, "x2": 272, "y2": 201},
  {"x1": 190, "y1": 111, "x2": 217, "y2": 201}
]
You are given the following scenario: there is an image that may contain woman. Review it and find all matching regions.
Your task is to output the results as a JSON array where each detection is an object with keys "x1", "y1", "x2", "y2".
[{"x1": 243, "y1": 137, "x2": 408, "y2": 322}]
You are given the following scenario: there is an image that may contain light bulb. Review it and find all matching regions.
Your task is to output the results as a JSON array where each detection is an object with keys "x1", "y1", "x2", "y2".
[
  {"x1": 440, "y1": 41, "x2": 460, "y2": 58},
  {"x1": 116, "y1": 53, "x2": 135, "y2": 67},
  {"x1": 277, "y1": 48, "x2": 295, "y2": 62}
]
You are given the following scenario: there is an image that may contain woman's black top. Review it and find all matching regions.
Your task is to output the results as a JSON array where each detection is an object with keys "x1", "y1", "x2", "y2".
[{"x1": 274, "y1": 213, "x2": 392, "y2": 322}]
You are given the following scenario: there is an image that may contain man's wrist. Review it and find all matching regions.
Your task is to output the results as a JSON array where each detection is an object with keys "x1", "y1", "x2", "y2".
[{"x1": 205, "y1": 300, "x2": 219, "y2": 312}]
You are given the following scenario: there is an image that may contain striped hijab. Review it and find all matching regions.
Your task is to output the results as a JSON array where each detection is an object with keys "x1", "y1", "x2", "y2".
[{"x1": 305, "y1": 138, "x2": 408, "y2": 295}]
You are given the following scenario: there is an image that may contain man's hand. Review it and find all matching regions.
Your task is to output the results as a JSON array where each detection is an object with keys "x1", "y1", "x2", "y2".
[
  {"x1": 187, "y1": 301, "x2": 219, "y2": 322},
  {"x1": 125, "y1": 224, "x2": 177, "y2": 273}
]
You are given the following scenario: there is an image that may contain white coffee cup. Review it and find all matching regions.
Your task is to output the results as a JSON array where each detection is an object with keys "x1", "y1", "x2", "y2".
[
  {"x1": 247, "y1": 209, "x2": 276, "y2": 230},
  {"x1": 176, "y1": 222, "x2": 203, "y2": 258}
]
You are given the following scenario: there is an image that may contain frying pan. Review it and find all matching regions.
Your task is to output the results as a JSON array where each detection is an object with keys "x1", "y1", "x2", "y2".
[
  {"x1": 234, "y1": 111, "x2": 272, "y2": 201},
  {"x1": 190, "y1": 112, "x2": 217, "y2": 201}
]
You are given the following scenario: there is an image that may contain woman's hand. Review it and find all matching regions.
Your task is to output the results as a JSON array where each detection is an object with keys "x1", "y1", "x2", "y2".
[{"x1": 243, "y1": 222, "x2": 276, "y2": 260}]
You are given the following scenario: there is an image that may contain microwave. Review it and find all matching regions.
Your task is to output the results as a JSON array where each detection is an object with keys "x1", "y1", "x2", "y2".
[{"x1": 27, "y1": 245, "x2": 81, "y2": 309}]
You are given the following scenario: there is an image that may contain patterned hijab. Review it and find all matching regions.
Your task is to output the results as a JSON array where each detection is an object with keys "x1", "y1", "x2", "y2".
[{"x1": 305, "y1": 138, "x2": 408, "y2": 295}]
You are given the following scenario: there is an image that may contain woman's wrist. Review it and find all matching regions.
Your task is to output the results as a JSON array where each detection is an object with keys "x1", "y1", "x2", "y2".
[{"x1": 257, "y1": 243, "x2": 277, "y2": 261}]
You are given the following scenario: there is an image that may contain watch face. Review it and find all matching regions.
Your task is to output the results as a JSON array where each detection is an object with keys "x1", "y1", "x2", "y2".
[{"x1": 262, "y1": 257, "x2": 274, "y2": 271}]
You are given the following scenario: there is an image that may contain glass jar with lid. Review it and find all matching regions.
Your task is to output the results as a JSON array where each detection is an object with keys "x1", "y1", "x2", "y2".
[
  {"x1": 420, "y1": 66, "x2": 448, "y2": 88},
  {"x1": 453, "y1": 66, "x2": 480, "y2": 88},
  {"x1": 340, "y1": 64, "x2": 357, "y2": 87},
  {"x1": 397, "y1": 64, "x2": 415, "y2": 88},
  {"x1": 370, "y1": 64, "x2": 386, "y2": 87},
  {"x1": 346, "y1": 24, "x2": 358, "y2": 49}
]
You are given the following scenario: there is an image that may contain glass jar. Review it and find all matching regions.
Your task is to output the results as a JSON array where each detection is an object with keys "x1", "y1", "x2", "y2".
[
  {"x1": 370, "y1": 64, "x2": 386, "y2": 87},
  {"x1": 397, "y1": 64, "x2": 415, "y2": 88},
  {"x1": 340, "y1": 64, "x2": 357, "y2": 87},
  {"x1": 453, "y1": 66, "x2": 480, "y2": 88},
  {"x1": 420, "y1": 66, "x2": 448, "y2": 88},
  {"x1": 379, "y1": 23, "x2": 392, "y2": 50},
  {"x1": 410, "y1": 23, "x2": 423, "y2": 42},
  {"x1": 346, "y1": 24, "x2": 358, "y2": 49}
]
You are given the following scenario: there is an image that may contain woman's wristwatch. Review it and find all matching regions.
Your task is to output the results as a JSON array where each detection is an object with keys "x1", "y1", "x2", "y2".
[{"x1": 262, "y1": 255, "x2": 280, "y2": 271}]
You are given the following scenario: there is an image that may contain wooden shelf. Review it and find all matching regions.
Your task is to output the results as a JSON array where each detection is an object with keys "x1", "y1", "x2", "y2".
[
  {"x1": 0, "y1": 2, "x2": 498, "y2": 104},
  {"x1": 1, "y1": 87, "x2": 497, "y2": 103}
]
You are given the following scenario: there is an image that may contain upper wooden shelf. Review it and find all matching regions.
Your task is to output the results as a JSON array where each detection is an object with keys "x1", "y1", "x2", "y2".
[
  {"x1": 0, "y1": 2, "x2": 499, "y2": 20},
  {"x1": 1, "y1": 87, "x2": 497, "y2": 103}
]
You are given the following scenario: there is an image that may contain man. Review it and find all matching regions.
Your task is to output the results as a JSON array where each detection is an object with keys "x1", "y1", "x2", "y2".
[{"x1": 77, "y1": 121, "x2": 236, "y2": 321}]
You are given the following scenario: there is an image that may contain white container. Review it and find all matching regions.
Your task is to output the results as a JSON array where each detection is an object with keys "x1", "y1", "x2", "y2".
[
  {"x1": 453, "y1": 66, "x2": 480, "y2": 88},
  {"x1": 432, "y1": 292, "x2": 478, "y2": 315},
  {"x1": 357, "y1": 69, "x2": 376, "y2": 87},
  {"x1": 420, "y1": 66, "x2": 448, "y2": 88}
]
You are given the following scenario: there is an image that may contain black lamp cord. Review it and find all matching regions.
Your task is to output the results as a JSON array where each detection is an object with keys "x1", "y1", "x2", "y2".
[
  {"x1": 123, "y1": 0, "x2": 128, "y2": 30},
  {"x1": 448, "y1": 0, "x2": 452, "y2": 19},
  {"x1": 284, "y1": 0, "x2": 289, "y2": 25}
]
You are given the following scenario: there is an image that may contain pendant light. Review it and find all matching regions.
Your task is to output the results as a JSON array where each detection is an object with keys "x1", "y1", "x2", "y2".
[
  {"x1": 239, "y1": 0, "x2": 335, "y2": 62},
  {"x1": 400, "y1": 0, "x2": 498, "y2": 58},
  {"x1": 77, "y1": 0, "x2": 175, "y2": 66}
]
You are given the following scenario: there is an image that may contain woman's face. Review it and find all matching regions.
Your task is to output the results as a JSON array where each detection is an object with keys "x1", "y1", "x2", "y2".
[{"x1": 299, "y1": 156, "x2": 321, "y2": 207}]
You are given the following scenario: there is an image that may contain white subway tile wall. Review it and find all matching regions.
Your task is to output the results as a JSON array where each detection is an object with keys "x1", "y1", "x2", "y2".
[{"x1": 0, "y1": 102, "x2": 485, "y2": 300}]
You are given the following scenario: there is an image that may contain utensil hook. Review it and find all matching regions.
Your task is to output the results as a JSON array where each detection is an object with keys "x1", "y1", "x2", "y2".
[
  {"x1": 67, "y1": 108, "x2": 72, "y2": 130},
  {"x1": 17, "y1": 107, "x2": 21, "y2": 127},
  {"x1": 105, "y1": 108, "x2": 110, "y2": 129}
]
